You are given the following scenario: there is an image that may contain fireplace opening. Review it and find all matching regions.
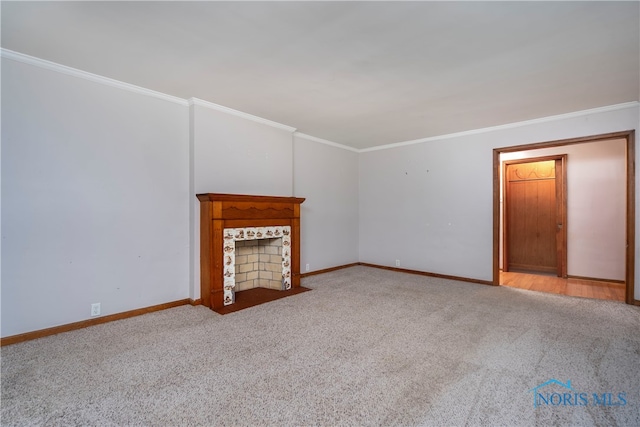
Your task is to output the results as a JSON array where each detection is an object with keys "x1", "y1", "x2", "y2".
[
  {"x1": 234, "y1": 238, "x2": 285, "y2": 292},
  {"x1": 223, "y1": 226, "x2": 291, "y2": 305}
]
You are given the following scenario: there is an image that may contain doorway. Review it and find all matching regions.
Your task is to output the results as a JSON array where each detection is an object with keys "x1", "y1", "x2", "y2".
[
  {"x1": 492, "y1": 131, "x2": 636, "y2": 305},
  {"x1": 503, "y1": 155, "x2": 567, "y2": 277}
]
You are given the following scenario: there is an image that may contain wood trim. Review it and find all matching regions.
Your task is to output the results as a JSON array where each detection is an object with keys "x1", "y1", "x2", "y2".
[
  {"x1": 559, "y1": 156, "x2": 568, "y2": 278},
  {"x1": 300, "y1": 263, "x2": 360, "y2": 278},
  {"x1": 358, "y1": 263, "x2": 493, "y2": 286},
  {"x1": 189, "y1": 298, "x2": 202, "y2": 306},
  {"x1": 1, "y1": 299, "x2": 192, "y2": 347},
  {"x1": 496, "y1": 131, "x2": 635, "y2": 153},
  {"x1": 502, "y1": 159, "x2": 510, "y2": 273},
  {"x1": 493, "y1": 130, "x2": 636, "y2": 305},
  {"x1": 625, "y1": 132, "x2": 636, "y2": 304},
  {"x1": 493, "y1": 149, "x2": 500, "y2": 285},
  {"x1": 212, "y1": 218, "x2": 224, "y2": 308},
  {"x1": 196, "y1": 193, "x2": 305, "y2": 205},
  {"x1": 566, "y1": 275, "x2": 625, "y2": 285},
  {"x1": 299, "y1": 262, "x2": 494, "y2": 286},
  {"x1": 500, "y1": 155, "x2": 567, "y2": 165},
  {"x1": 291, "y1": 203, "x2": 302, "y2": 288},
  {"x1": 223, "y1": 219, "x2": 293, "y2": 228},
  {"x1": 200, "y1": 201, "x2": 213, "y2": 308}
]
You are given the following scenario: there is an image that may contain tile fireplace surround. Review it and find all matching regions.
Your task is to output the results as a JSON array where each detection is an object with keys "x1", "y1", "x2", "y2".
[{"x1": 197, "y1": 193, "x2": 305, "y2": 310}]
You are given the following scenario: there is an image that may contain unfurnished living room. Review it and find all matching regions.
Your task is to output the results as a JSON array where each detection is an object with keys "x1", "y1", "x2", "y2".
[{"x1": 1, "y1": 2, "x2": 639, "y2": 426}]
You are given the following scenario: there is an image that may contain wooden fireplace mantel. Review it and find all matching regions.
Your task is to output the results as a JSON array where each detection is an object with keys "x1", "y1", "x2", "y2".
[{"x1": 197, "y1": 193, "x2": 305, "y2": 310}]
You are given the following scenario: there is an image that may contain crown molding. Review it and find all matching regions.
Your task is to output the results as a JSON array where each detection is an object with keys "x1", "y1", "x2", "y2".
[
  {"x1": 189, "y1": 98, "x2": 296, "y2": 133},
  {"x1": 1, "y1": 48, "x2": 298, "y2": 133},
  {"x1": 293, "y1": 132, "x2": 360, "y2": 153},
  {"x1": 1, "y1": 48, "x2": 189, "y2": 106},
  {"x1": 360, "y1": 101, "x2": 640, "y2": 153},
  {"x1": 4, "y1": 48, "x2": 636, "y2": 153}
]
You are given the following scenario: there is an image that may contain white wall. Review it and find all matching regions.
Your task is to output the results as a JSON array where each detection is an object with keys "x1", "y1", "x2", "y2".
[
  {"x1": 359, "y1": 138, "x2": 493, "y2": 280},
  {"x1": 359, "y1": 105, "x2": 639, "y2": 299},
  {"x1": 500, "y1": 139, "x2": 626, "y2": 281},
  {"x1": 1, "y1": 58, "x2": 190, "y2": 337},
  {"x1": 0, "y1": 54, "x2": 363, "y2": 336},
  {"x1": 2, "y1": 52, "x2": 638, "y2": 339},
  {"x1": 189, "y1": 102, "x2": 295, "y2": 300},
  {"x1": 188, "y1": 106, "x2": 361, "y2": 299},
  {"x1": 191, "y1": 102, "x2": 294, "y2": 197},
  {"x1": 293, "y1": 135, "x2": 359, "y2": 273}
]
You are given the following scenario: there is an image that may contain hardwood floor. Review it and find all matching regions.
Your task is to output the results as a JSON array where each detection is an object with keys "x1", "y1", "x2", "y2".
[{"x1": 500, "y1": 270, "x2": 625, "y2": 302}]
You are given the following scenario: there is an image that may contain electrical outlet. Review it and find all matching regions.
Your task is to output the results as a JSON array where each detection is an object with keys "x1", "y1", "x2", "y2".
[
  {"x1": 91, "y1": 303, "x2": 101, "y2": 317},
  {"x1": 395, "y1": 260, "x2": 400, "y2": 267},
  {"x1": 306, "y1": 263, "x2": 310, "y2": 272}
]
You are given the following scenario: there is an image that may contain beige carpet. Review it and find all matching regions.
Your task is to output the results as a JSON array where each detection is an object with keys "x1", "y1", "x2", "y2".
[{"x1": 2, "y1": 266, "x2": 639, "y2": 426}]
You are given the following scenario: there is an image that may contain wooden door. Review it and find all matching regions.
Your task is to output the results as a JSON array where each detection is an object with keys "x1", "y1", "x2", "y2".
[{"x1": 504, "y1": 156, "x2": 567, "y2": 276}]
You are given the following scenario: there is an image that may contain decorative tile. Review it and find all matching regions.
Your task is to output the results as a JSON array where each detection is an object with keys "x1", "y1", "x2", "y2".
[
  {"x1": 223, "y1": 241, "x2": 235, "y2": 254},
  {"x1": 224, "y1": 278, "x2": 235, "y2": 291},
  {"x1": 223, "y1": 228, "x2": 237, "y2": 306},
  {"x1": 221, "y1": 225, "x2": 292, "y2": 306},
  {"x1": 224, "y1": 253, "x2": 234, "y2": 267},
  {"x1": 224, "y1": 265, "x2": 235, "y2": 279},
  {"x1": 233, "y1": 228, "x2": 245, "y2": 240},
  {"x1": 223, "y1": 288, "x2": 235, "y2": 305}
]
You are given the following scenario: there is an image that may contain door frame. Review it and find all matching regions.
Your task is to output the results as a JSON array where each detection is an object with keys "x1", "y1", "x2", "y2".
[
  {"x1": 492, "y1": 130, "x2": 636, "y2": 305},
  {"x1": 503, "y1": 155, "x2": 568, "y2": 277}
]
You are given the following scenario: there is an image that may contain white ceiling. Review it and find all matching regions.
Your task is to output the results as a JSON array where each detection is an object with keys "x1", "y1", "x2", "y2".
[{"x1": 2, "y1": 1, "x2": 639, "y2": 150}]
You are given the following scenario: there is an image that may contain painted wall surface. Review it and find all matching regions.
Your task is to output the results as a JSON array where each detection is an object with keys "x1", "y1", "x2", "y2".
[
  {"x1": 1, "y1": 58, "x2": 190, "y2": 337},
  {"x1": 190, "y1": 103, "x2": 295, "y2": 300},
  {"x1": 359, "y1": 138, "x2": 493, "y2": 280},
  {"x1": 191, "y1": 103, "x2": 294, "y2": 197},
  {"x1": 293, "y1": 135, "x2": 359, "y2": 273},
  {"x1": 2, "y1": 51, "x2": 639, "y2": 339},
  {"x1": 359, "y1": 105, "x2": 639, "y2": 299},
  {"x1": 500, "y1": 139, "x2": 626, "y2": 281}
]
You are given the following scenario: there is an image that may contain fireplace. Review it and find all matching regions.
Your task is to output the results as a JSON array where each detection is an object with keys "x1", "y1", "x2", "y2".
[
  {"x1": 232, "y1": 236, "x2": 287, "y2": 292},
  {"x1": 222, "y1": 226, "x2": 291, "y2": 305},
  {"x1": 197, "y1": 193, "x2": 305, "y2": 310}
]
